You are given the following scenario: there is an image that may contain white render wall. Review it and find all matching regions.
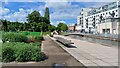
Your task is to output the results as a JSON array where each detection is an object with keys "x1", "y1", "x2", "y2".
[
  {"x1": 85, "y1": 7, "x2": 119, "y2": 33},
  {"x1": 97, "y1": 21, "x2": 119, "y2": 34},
  {"x1": 77, "y1": 1, "x2": 120, "y2": 34},
  {"x1": 77, "y1": 8, "x2": 92, "y2": 31}
]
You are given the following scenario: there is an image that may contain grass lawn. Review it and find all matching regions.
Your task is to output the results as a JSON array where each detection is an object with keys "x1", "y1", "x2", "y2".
[{"x1": 18, "y1": 31, "x2": 41, "y2": 36}]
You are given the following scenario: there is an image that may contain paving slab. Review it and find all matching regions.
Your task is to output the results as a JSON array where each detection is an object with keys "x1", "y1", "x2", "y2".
[{"x1": 53, "y1": 35, "x2": 118, "y2": 67}]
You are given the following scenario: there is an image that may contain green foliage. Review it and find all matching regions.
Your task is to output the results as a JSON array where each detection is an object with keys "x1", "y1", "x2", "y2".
[
  {"x1": 15, "y1": 44, "x2": 41, "y2": 62},
  {"x1": 48, "y1": 24, "x2": 56, "y2": 32},
  {"x1": 57, "y1": 23, "x2": 68, "y2": 32},
  {"x1": 34, "y1": 36, "x2": 44, "y2": 42},
  {"x1": 30, "y1": 42, "x2": 41, "y2": 46},
  {"x1": 44, "y1": 7, "x2": 50, "y2": 22},
  {"x1": 19, "y1": 31, "x2": 40, "y2": 36},
  {"x1": 2, "y1": 42, "x2": 42, "y2": 62},
  {"x1": 39, "y1": 17, "x2": 50, "y2": 24},
  {"x1": 28, "y1": 36, "x2": 44, "y2": 43},
  {"x1": 36, "y1": 22, "x2": 48, "y2": 32},
  {"x1": 61, "y1": 24, "x2": 68, "y2": 31},
  {"x1": 2, "y1": 44, "x2": 15, "y2": 62},
  {"x1": 27, "y1": 11, "x2": 41, "y2": 23},
  {"x1": 1, "y1": 7, "x2": 52, "y2": 32},
  {"x1": 1, "y1": 20, "x2": 8, "y2": 31},
  {"x1": 43, "y1": 31, "x2": 51, "y2": 35},
  {"x1": 2, "y1": 32, "x2": 28, "y2": 43}
]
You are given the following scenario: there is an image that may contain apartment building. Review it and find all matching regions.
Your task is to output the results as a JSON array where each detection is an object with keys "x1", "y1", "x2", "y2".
[
  {"x1": 76, "y1": 8, "x2": 92, "y2": 32},
  {"x1": 77, "y1": 1, "x2": 120, "y2": 34}
]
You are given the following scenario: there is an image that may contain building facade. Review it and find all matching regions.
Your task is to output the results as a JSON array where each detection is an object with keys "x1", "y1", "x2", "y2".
[
  {"x1": 77, "y1": 1, "x2": 120, "y2": 35},
  {"x1": 76, "y1": 8, "x2": 92, "y2": 32},
  {"x1": 68, "y1": 24, "x2": 75, "y2": 32},
  {"x1": 97, "y1": 18, "x2": 120, "y2": 34}
]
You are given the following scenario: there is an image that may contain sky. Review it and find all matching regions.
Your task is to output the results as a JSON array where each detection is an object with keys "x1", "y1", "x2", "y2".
[{"x1": 0, "y1": 0, "x2": 116, "y2": 26}]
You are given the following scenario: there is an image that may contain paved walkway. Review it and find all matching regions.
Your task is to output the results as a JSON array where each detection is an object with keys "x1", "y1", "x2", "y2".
[
  {"x1": 52, "y1": 35, "x2": 118, "y2": 67},
  {"x1": 41, "y1": 36, "x2": 84, "y2": 66}
]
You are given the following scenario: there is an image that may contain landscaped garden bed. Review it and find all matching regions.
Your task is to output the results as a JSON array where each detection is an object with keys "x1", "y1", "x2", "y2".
[{"x1": 1, "y1": 31, "x2": 45, "y2": 63}]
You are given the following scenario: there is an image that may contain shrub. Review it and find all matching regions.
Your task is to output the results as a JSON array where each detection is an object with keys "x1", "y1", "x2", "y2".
[
  {"x1": 27, "y1": 36, "x2": 44, "y2": 43},
  {"x1": 15, "y1": 44, "x2": 41, "y2": 62},
  {"x1": 2, "y1": 44, "x2": 15, "y2": 62},
  {"x1": 2, "y1": 32, "x2": 28, "y2": 43},
  {"x1": 34, "y1": 36, "x2": 44, "y2": 42},
  {"x1": 30, "y1": 42, "x2": 41, "y2": 46},
  {"x1": 2, "y1": 42, "x2": 42, "y2": 62}
]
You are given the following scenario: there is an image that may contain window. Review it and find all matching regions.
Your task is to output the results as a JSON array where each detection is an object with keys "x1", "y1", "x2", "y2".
[
  {"x1": 81, "y1": 9, "x2": 83, "y2": 11},
  {"x1": 116, "y1": 15, "x2": 118, "y2": 17},
  {"x1": 118, "y1": 5, "x2": 120, "y2": 7},
  {"x1": 106, "y1": 12, "x2": 107, "y2": 14},
  {"x1": 116, "y1": 10, "x2": 117, "y2": 12}
]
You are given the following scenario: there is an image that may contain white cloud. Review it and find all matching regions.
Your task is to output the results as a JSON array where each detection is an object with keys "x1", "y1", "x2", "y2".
[
  {"x1": 2, "y1": 8, "x2": 35, "y2": 22},
  {"x1": 56, "y1": 20, "x2": 66, "y2": 24},
  {"x1": 2, "y1": 8, "x2": 43, "y2": 22},
  {"x1": 51, "y1": 20, "x2": 66, "y2": 26},
  {"x1": 0, "y1": 8, "x2": 10, "y2": 15},
  {"x1": 48, "y1": 2, "x2": 81, "y2": 22}
]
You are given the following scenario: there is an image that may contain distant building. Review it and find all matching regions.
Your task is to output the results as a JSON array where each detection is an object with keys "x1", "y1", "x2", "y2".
[
  {"x1": 77, "y1": 1, "x2": 120, "y2": 34},
  {"x1": 68, "y1": 24, "x2": 75, "y2": 32}
]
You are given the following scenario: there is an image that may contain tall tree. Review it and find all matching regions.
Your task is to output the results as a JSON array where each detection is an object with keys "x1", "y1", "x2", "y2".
[
  {"x1": 48, "y1": 24, "x2": 56, "y2": 32},
  {"x1": 44, "y1": 7, "x2": 50, "y2": 22},
  {"x1": 1, "y1": 20, "x2": 8, "y2": 31},
  {"x1": 57, "y1": 23, "x2": 68, "y2": 32},
  {"x1": 27, "y1": 11, "x2": 41, "y2": 23}
]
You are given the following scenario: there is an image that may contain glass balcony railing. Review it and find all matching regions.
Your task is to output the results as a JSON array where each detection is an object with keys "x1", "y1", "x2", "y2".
[{"x1": 88, "y1": 4, "x2": 117, "y2": 16}]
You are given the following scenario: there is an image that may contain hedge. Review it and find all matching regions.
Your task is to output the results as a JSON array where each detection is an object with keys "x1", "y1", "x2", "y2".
[
  {"x1": 2, "y1": 45, "x2": 15, "y2": 62},
  {"x1": 34, "y1": 36, "x2": 44, "y2": 41},
  {"x1": 30, "y1": 42, "x2": 41, "y2": 46},
  {"x1": 2, "y1": 42, "x2": 43, "y2": 62},
  {"x1": 27, "y1": 36, "x2": 44, "y2": 43},
  {"x1": 2, "y1": 32, "x2": 28, "y2": 43}
]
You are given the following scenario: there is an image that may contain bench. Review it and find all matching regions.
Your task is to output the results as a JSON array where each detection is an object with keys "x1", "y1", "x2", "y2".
[{"x1": 54, "y1": 37, "x2": 74, "y2": 47}]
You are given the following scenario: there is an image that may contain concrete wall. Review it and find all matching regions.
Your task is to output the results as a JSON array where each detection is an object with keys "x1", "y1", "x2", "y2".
[{"x1": 97, "y1": 21, "x2": 119, "y2": 34}]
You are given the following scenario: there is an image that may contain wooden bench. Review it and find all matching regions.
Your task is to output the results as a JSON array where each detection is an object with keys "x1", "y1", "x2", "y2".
[{"x1": 54, "y1": 37, "x2": 74, "y2": 47}]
